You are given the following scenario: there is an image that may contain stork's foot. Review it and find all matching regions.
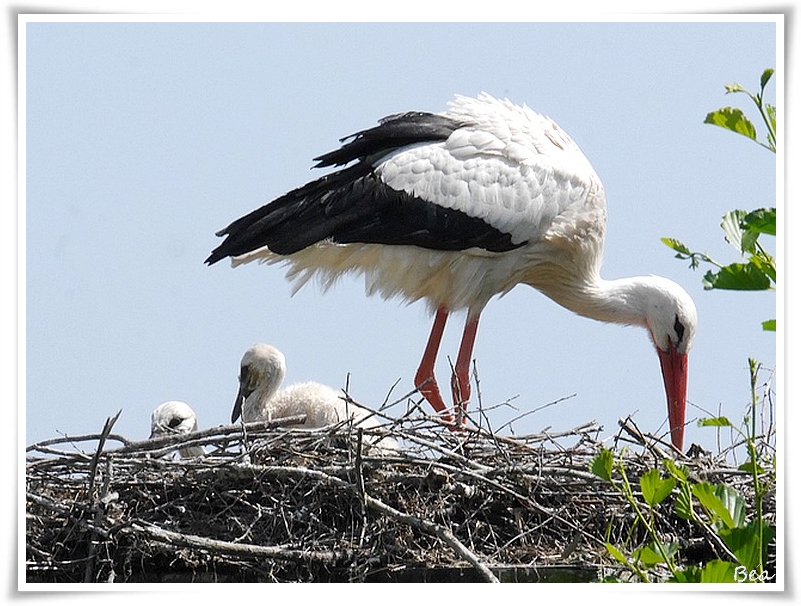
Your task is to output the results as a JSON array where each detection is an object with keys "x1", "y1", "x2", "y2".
[
  {"x1": 415, "y1": 373, "x2": 455, "y2": 425},
  {"x1": 449, "y1": 312, "x2": 479, "y2": 427}
]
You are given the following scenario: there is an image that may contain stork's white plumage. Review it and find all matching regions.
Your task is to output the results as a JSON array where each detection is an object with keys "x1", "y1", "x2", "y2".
[
  {"x1": 207, "y1": 93, "x2": 697, "y2": 450},
  {"x1": 231, "y1": 343, "x2": 397, "y2": 452},
  {"x1": 149, "y1": 400, "x2": 205, "y2": 458}
]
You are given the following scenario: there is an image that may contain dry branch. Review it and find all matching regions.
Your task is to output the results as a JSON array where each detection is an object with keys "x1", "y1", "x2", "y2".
[{"x1": 129, "y1": 521, "x2": 353, "y2": 563}]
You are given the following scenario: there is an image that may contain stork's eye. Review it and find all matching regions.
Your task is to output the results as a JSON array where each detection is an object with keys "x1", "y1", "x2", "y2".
[
  {"x1": 168, "y1": 417, "x2": 183, "y2": 429},
  {"x1": 674, "y1": 315, "x2": 686, "y2": 345}
]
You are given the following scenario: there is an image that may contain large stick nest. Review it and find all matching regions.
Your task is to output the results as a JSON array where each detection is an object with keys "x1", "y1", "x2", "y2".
[{"x1": 25, "y1": 397, "x2": 776, "y2": 583}]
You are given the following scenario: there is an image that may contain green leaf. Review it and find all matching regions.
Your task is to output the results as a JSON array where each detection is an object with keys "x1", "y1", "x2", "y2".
[
  {"x1": 740, "y1": 231, "x2": 760, "y2": 256},
  {"x1": 692, "y1": 482, "x2": 746, "y2": 530},
  {"x1": 704, "y1": 107, "x2": 758, "y2": 141},
  {"x1": 632, "y1": 544, "x2": 662, "y2": 566},
  {"x1": 671, "y1": 565, "x2": 703, "y2": 583},
  {"x1": 633, "y1": 541, "x2": 679, "y2": 566},
  {"x1": 721, "y1": 210, "x2": 749, "y2": 253},
  {"x1": 737, "y1": 458, "x2": 766, "y2": 475},
  {"x1": 663, "y1": 458, "x2": 689, "y2": 482},
  {"x1": 703, "y1": 262, "x2": 771, "y2": 291},
  {"x1": 762, "y1": 319, "x2": 776, "y2": 332},
  {"x1": 674, "y1": 482, "x2": 695, "y2": 520},
  {"x1": 699, "y1": 559, "x2": 740, "y2": 583},
  {"x1": 590, "y1": 449, "x2": 614, "y2": 481},
  {"x1": 713, "y1": 484, "x2": 747, "y2": 528},
  {"x1": 719, "y1": 520, "x2": 775, "y2": 570},
  {"x1": 760, "y1": 68, "x2": 774, "y2": 91},
  {"x1": 766, "y1": 104, "x2": 777, "y2": 150},
  {"x1": 748, "y1": 253, "x2": 776, "y2": 284},
  {"x1": 605, "y1": 542, "x2": 629, "y2": 565},
  {"x1": 699, "y1": 416, "x2": 733, "y2": 427},
  {"x1": 691, "y1": 483, "x2": 730, "y2": 527},
  {"x1": 741, "y1": 208, "x2": 776, "y2": 236},
  {"x1": 640, "y1": 469, "x2": 676, "y2": 507},
  {"x1": 661, "y1": 237, "x2": 692, "y2": 256},
  {"x1": 724, "y1": 82, "x2": 748, "y2": 95},
  {"x1": 720, "y1": 210, "x2": 771, "y2": 255},
  {"x1": 663, "y1": 460, "x2": 695, "y2": 520}
]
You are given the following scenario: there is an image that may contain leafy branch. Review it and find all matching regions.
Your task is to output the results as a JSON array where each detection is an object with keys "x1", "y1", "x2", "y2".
[
  {"x1": 662, "y1": 68, "x2": 776, "y2": 331},
  {"x1": 591, "y1": 449, "x2": 680, "y2": 581},
  {"x1": 662, "y1": 208, "x2": 775, "y2": 292},
  {"x1": 703, "y1": 68, "x2": 776, "y2": 152}
]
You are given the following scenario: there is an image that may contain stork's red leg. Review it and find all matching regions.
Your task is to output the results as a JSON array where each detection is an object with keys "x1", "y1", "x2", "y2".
[
  {"x1": 414, "y1": 306, "x2": 454, "y2": 423},
  {"x1": 451, "y1": 311, "x2": 480, "y2": 423}
]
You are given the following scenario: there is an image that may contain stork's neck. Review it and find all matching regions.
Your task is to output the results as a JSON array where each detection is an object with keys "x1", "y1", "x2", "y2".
[
  {"x1": 243, "y1": 380, "x2": 282, "y2": 422},
  {"x1": 540, "y1": 274, "x2": 654, "y2": 329}
]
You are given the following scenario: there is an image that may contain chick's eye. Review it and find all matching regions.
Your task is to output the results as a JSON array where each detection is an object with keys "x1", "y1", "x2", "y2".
[{"x1": 673, "y1": 315, "x2": 686, "y2": 345}]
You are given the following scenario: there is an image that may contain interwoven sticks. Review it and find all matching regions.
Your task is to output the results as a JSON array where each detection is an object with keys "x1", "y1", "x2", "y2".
[{"x1": 25, "y1": 403, "x2": 773, "y2": 583}]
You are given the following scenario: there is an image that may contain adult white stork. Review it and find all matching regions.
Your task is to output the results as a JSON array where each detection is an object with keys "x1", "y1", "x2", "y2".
[{"x1": 206, "y1": 93, "x2": 697, "y2": 450}]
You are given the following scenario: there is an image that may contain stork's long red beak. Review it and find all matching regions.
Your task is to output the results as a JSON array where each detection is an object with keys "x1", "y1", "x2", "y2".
[{"x1": 657, "y1": 344, "x2": 688, "y2": 451}]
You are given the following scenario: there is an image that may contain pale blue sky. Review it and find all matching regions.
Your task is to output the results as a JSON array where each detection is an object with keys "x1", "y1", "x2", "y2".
[{"x1": 22, "y1": 17, "x2": 778, "y2": 459}]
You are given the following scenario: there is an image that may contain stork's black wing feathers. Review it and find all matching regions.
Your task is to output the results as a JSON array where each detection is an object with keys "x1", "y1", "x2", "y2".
[
  {"x1": 206, "y1": 110, "x2": 523, "y2": 266},
  {"x1": 313, "y1": 112, "x2": 466, "y2": 168}
]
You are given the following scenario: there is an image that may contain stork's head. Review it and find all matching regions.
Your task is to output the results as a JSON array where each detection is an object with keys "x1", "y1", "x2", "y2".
[
  {"x1": 231, "y1": 343, "x2": 287, "y2": 423},
  {"x1": 150, "y1": 401, "x2": 199, "y2": 438},
  {"x1": 640, "y1": 277, "x2": 698, "y2": 451}
]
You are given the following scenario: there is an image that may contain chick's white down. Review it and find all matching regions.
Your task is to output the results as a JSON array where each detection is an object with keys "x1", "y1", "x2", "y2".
[
  {"x1": 149, "y1": 400, "x2": 205, "y2": 458},
  {"x1": 233, "y1": 343, "x2": 397, "y2": 452}
]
